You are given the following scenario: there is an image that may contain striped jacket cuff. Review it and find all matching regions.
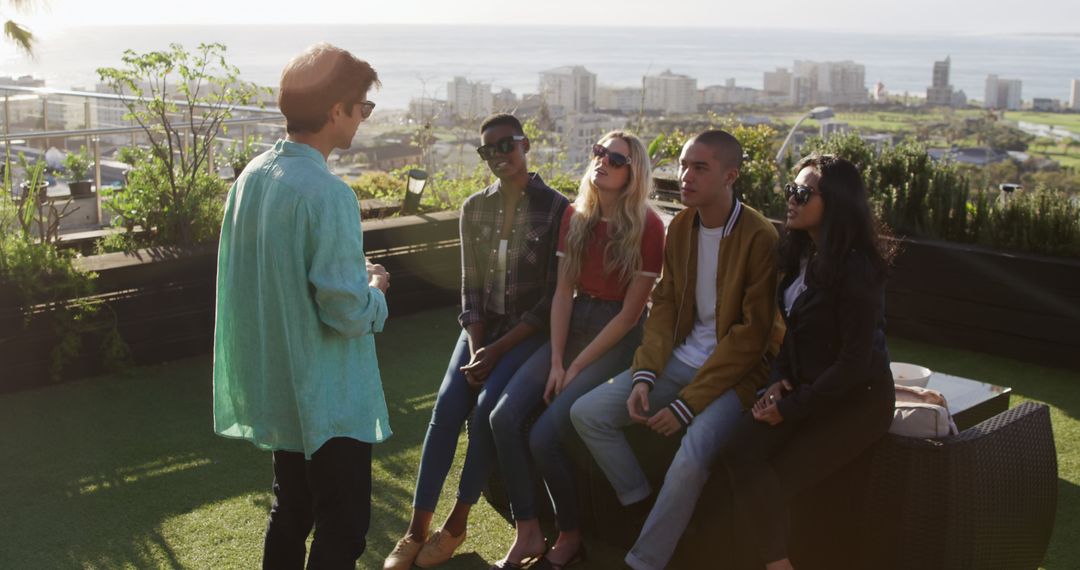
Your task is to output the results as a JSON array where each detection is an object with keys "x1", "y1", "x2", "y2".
[
  {"x1": 668, "y1": 398, "x2": 695, "y2": 427},
  {"x1": 631, "y1": 369, "x2": 658, "y2": 391}
]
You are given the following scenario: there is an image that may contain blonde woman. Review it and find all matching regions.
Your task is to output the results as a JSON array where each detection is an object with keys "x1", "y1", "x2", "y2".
[{"x1": 488, "y1": 132, "x2": 665, "y2": 569}]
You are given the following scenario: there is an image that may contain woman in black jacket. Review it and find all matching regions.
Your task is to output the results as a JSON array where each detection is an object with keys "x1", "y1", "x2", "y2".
[{"x1": 719, "y1": 155, "x2": 895, "y2": 570}]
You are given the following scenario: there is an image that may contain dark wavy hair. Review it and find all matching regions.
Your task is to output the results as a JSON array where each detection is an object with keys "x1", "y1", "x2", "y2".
[{"x1": 780, "y1": 155, "x2": 893, "y2": 289}]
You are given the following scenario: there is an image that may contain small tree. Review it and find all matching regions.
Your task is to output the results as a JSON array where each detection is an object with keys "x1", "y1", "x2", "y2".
[{"x1": 97, "y1": 43, "x2": 267, "y2": 247}]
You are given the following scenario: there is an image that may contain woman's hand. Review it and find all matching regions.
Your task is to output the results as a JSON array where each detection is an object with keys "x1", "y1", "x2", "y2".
[
  {"x1": 752, "y1": 380, "x2": 792, "y2": 426},
  {"x1": 544, "y1": 365, "x2": 565, "y2": 404},
  {"x1": 557, "y1": 364, "x2": 581, "y2": 395},
  {"x1": 460, "y1": 344, "x2": 504, "y2": 388}
]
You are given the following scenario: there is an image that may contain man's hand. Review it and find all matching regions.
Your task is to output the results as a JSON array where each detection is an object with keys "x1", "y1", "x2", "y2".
[
  {"x1": 627, "y1": 382, "x2": 651, "y2": 424},
  {"x1": 646, "y1": 408, "x2": 682, "y2": 436},
  {"x1": 368, "y1": 262, "x2": 390, "y2": 293},
  {"x1": 460, "y1": 344, "x2": 503, "y2": 387}
]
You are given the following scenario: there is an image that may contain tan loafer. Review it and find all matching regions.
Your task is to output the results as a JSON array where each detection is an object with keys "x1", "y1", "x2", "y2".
[
  {"x1": 383, "y1": 536, "x2": 424, "y2": 570},
  {"x1": 415, "y1": 528, "x2": 467, "y2": 568}
]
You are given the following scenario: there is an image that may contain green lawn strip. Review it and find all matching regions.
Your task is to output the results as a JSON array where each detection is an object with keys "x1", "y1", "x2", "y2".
[
  {"x1": 0, "y1": 306, "x2": 1075, "y2": 568},
  {"x1": 1007, "y1": 112, "x2": 1080, "y2": 134}
]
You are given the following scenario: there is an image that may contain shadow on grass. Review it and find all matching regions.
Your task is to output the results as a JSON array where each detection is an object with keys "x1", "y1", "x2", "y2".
[
  {"x1": 0, "y1": 355, "x2": 270, "y2": 568},
  {"x1": 1045, "y1": 478, "x2": 1080, "y2": 569},
  {"x1": 0, "y1": 306, "x2": 474, "y2": 569}
]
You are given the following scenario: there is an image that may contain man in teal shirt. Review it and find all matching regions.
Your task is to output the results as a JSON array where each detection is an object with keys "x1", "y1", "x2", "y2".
[{"x1": 213, "y1": 43, "x2": 390, "y2": 569}]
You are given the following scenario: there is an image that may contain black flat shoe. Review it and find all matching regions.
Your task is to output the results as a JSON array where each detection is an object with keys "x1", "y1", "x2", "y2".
[
  {"x1": 532, "y1": 544, "x2": 586, "y2": 570},
  {"x1": 489, "y1": 546, "x2": 547, "y2": 569}
]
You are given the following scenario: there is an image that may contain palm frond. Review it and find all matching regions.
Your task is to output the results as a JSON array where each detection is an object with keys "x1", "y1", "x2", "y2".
[{"x1": 3, "y1": 20, "x2": 34, "y2": 54}]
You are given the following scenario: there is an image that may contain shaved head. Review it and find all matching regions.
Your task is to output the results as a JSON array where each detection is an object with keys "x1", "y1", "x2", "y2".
[{"x1": 689, "y1": 129, "x2": 744, "y2": 171}]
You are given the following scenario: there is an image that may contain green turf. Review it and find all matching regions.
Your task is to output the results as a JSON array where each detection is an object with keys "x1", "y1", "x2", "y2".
[{"x1": 0, "y1": 306, "x2": 1076, "y2": 569}]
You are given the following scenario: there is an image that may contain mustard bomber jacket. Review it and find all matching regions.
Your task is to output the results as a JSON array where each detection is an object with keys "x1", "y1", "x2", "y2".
[{"x1": 631, "y1": 202, "x2": 786, "y2": 425}]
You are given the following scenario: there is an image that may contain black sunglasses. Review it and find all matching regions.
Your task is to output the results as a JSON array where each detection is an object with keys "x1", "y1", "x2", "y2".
[
  {"x1": 359, "y1": 100, "x2": 376, "y2": 119},
  {"x1": 477, "y1": 135, "x2": 525, "y2": 160},
  {"x1": 592, "y1": 144, "x2": 631, "y2": 168},
  {"x1": 784, "y1": 182, "x2": 818, "y2": 205}
]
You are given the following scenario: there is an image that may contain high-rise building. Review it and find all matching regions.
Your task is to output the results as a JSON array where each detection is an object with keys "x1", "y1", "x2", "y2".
[
  {"x1": 791, "y1": 60, "x2": 868, "y2": 105},
  {"x1": 926, "y1": 57, "x2": 955, "y2": 106},
  {"x1": 1070, "y1": 79, "x2": 1080, "y2": 110},
  {"x1": 763, "y1": 68, "x2": 792, "y2": 97},
  {"x1": 492, "y1": 88, "x2": 518, "y2": 112},
  {"x1": 447, "y1": 76, "x2": 492, "y2": 119},
  {"x1": 643, "y1": 70, "x2": 698, "y2": 115},
  {"x1": 984, "y1": 75, "x2": 1022, "y2": 111},
  {"x1": 539, "y1": 66, "x2": 596, "y2": 114},
  {"x1": 595, "y1": 85, "x2": 643, "y2": 113}
]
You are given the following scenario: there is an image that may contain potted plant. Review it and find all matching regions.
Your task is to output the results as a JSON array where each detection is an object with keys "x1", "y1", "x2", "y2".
[{"x1": 63, "y1": 146, "x2": 93, "y2": 198}]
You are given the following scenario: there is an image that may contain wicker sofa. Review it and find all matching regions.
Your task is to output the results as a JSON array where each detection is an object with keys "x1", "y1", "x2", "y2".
[{"x1": 484, "y1": 401, "x2": 1057, "y2": 569}]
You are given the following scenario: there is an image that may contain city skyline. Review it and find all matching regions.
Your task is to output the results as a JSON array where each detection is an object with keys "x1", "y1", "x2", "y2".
[{"x1": 5, "y1": 0, "x2": 1080, "y2": 36}]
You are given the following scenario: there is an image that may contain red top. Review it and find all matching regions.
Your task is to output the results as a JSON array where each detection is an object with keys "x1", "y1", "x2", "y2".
[{"x1": 557, "y1": 206, "x2": 665, "y2": 301}]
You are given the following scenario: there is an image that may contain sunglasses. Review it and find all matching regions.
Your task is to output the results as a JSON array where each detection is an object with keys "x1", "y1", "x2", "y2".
[
  {"x1": 784, "y1": 182, "x2": 818, "y2": 205},
  {"x1": 477, "y1": 135, "x2": 526, "y2": 160},
  {"x1": 359, "y1": 100, "x2": 376, "y2": 119},
  {"x1": 592, "y1": 144, "x2": 631, "y2": 168}
]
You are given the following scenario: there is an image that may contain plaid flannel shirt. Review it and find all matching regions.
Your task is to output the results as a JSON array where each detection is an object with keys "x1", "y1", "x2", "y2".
[{"x1": 458, "y1": 173, "x2": 569, "y2": 336}]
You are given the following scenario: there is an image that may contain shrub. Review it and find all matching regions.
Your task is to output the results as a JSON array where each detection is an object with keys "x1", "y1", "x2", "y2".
[{"x1": 1, "y1": 164, "x2": 128, "y2": 381}]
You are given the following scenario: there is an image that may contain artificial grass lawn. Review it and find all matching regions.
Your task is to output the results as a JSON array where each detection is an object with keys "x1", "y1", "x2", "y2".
[{"x1": 0, "y1": 306, "x2": 1076, "y2": 569}]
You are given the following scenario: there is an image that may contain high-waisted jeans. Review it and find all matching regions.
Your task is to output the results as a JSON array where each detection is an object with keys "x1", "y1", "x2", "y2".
[{"x1": 489, "y1": 295, "x2": 644, "y2": 530}]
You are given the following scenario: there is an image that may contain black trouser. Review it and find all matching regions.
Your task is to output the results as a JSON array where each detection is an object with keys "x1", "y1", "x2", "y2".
[
  {"x1": 720, "y1": 382, "x2": 894, "y2": 564},
  {"x1": 263, "y1": 437, "x2": 373, "y2": 570}
]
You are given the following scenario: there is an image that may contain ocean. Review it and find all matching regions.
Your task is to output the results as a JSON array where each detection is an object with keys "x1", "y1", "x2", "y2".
[{"x1": 3, "y1": 25, "x2": 1079, "y2": 110}]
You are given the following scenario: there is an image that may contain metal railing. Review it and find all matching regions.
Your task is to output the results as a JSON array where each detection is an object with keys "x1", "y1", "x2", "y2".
[{"x1": 1, "y1": 86, "x2": 285, "y2": 226}]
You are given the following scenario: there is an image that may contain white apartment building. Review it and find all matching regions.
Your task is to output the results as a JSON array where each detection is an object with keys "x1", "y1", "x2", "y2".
[
  {"x1": 985, "y1": 75, "x2": 1022, "y2": 111},
  {"x1": 791, "y1": 60, "x2": 868, "y2": 106},
  {"x1": 595, "y1": 85, "x2": 643, "y2": 113},
  {"x1": 539, "y1": 66, "x2": 596, "y2": 114},
  {"x1": 447, "y1": 76, "x2": 493, "y2": 120},
  {"x1": 701, "y1": 81, "x2": 762, "y2": 106},
  {"x1": 1070, "y1": 79, "x2": 1080, "y2": 111},
  {"x1": 644, "y1": 70, "x2": 698, "y2": 115},
  {"x1": 555, "y1": 113, "x2": 627, "y2": 165}
]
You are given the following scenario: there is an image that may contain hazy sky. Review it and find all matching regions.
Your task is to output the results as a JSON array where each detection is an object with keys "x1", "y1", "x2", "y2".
[{"x1": 8, "y1": 0, "x2": 1080, "y2": 34}]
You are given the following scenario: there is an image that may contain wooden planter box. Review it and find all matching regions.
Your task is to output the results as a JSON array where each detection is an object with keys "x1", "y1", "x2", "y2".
[
  {"x1": 883, "y1": 235, "x2": 1080, "y2": 371},
  {"x1": 0, "y1": 212, "x2": 462, "y2": 393}
]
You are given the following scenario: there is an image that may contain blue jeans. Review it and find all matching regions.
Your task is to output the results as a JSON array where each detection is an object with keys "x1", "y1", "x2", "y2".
[
  {"x1": 489, "y1": 295, "x2": 643, "y2": 530},
  {"x1": 413, "y1": 328, "x2": 546, "y2": 512},
  {"x1": 570, "y1": 357, "x2": 745, "y2": 570}
]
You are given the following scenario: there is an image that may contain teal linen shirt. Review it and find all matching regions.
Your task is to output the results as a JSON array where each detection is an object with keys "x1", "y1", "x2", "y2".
[{"x1": 213, "y1": 139, "x2": 391, "y2": 457}]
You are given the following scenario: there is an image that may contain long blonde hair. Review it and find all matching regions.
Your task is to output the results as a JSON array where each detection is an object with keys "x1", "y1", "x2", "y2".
[{"x1": 562, "y1": 131, "x2": 653, "y2": 288}]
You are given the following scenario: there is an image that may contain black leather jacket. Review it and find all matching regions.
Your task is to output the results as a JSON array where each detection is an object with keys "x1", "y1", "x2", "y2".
[{"x1": 770, "y1": 252, "x2": 893, "y2": 422}]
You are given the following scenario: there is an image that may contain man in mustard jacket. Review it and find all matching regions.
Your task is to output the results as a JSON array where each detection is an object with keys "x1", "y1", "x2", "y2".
[{"x1": 571, "y1": 130, "x2": 784, "y2": 570}]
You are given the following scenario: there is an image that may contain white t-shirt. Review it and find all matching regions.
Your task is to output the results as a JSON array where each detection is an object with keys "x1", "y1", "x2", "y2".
[
  {"x1": 672, "y1": 224, "x2": 726, "y2": 369},
  {"x1": 486, "y1": 239, "x2": 509, "y2": 315},
  {"x1": 783, "y1": 256, "x2": 810, "y2": 316}
]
